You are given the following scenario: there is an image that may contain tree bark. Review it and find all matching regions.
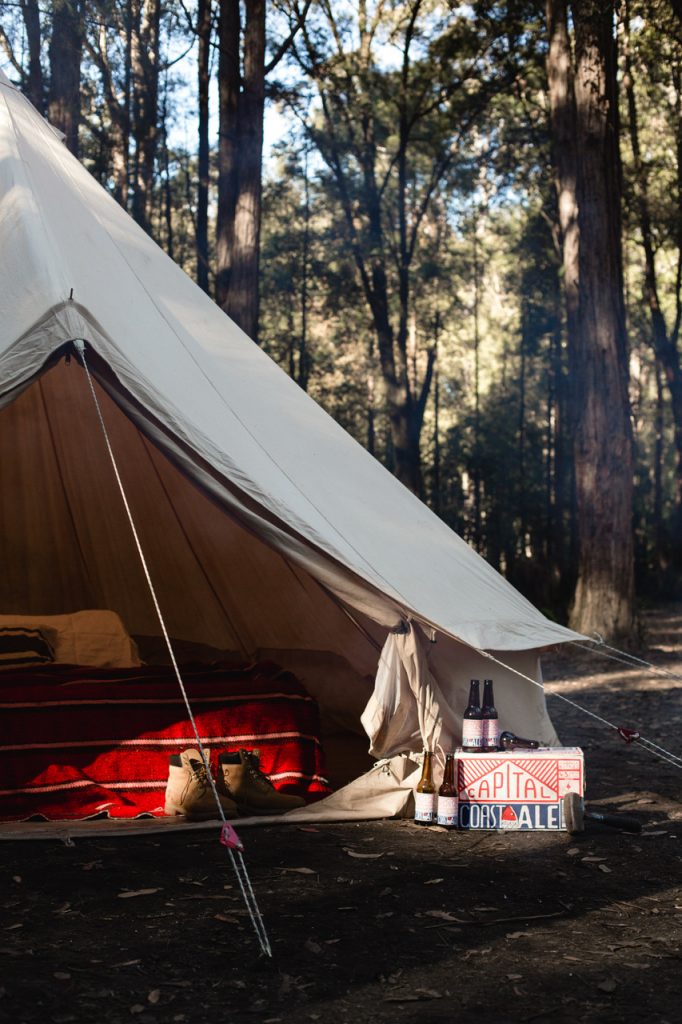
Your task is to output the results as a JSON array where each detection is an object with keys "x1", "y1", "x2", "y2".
[
  {"x1": 197, "y1": 0, "x2": 212, "y2": 293},
  {"x1": 21, "y1": 0, "x2": 45, "y2": 113},
  {"x1": 130, "y1": 0, "x2": 161, "y2": 234},
  {"x1": 226, "y1": 0, "x2": 265, "y2": 341},
  {"x1": 85, "y1": 9, "x2": 132, "y2": 207},
  {"x1": 48, "y1": 0, "x2": 83, "y2": 155},
  {"x1": 216, "y1": 0, "x2": 240, "y2": 310},
  {"x1": 546, "y1": 0, "x2": 580, "y2": 368},
  {"x1": 624, "y1": 7, "x2": 682, "y2": 526},
  {"x1": 569, "y1": 0, "x2": 635, "y2": 640},
  {"x1": 545, "y1": 0, "x2": 579, "y2": 596},
  {"x1": 216, "y1": 0, "x2": 265, "y2": 342}
]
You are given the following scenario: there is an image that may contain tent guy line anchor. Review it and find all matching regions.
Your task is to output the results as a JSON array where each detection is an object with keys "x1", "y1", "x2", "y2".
[
  {"x1": 470, "y1": 643, "x2": 682, "y2": 774},
  {"x1": 73, "y1": 339, "x2": 272, "y2": 958}
]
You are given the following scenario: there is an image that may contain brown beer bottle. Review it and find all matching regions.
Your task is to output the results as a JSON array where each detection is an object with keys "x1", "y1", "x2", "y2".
[
  {"x1": 481, "y1": 679, "x2": 500, "y2": 752},
  {"x1": 436, "y1": 753, "x2": 458, "y2": 828},
  {"x1": 414, "y1": 750, "x2": 436, "y2": 825},
  {"x1": 461, "y1": 679, "x2": 483, "y2": 752},
  {"x1": 499, "y1": 730, "x2": 540, "y2": 750}
]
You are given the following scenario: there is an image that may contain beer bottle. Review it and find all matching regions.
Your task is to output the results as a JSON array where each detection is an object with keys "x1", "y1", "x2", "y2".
[
  {"x1": 461, "y1": 679, "x2": 483, "y2": 752},
  {"x1": 481, "y1": 679, "x2": 500, "y2": 752},
  {"x1": 414, "y1": 750, "x2": 436, "y2": 825},
  {"x1": 499, "y1": 730, "x2": 540, "y2": 751},
  {"x1": 436, "y1": 753, "x2": 458, "y2": 828}
]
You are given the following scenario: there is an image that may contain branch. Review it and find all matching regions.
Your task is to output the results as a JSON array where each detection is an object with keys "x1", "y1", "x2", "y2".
[
  {"x1": 264, "y1": 0, "x2": 312, "y2": 76},
  {"x1": 0, "y1": 26, "x2": 25, "y2": 79},
  {"x1": 416, "y1": 344, "x2": 437, "y2": 424}
]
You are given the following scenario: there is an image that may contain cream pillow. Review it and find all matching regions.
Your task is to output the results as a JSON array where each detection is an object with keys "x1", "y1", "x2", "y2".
[{"x1": 0, "y1": 610, "x2": 141, "y2": 668}]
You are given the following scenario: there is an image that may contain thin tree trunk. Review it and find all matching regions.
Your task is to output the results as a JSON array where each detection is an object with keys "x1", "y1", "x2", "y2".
[
  {"x1": 21, "y1": 0, "x2": 45, "y2": 112},
  {"x1": 86, "y1": 11, "x2": 132, "y2": 208},
  {"x1": 161, "y1": 93, "x2": 174, "y2": 259},
  {"x1": 472, "y1": 211, "x2": 482, "y2": 549},
  {"x1": 546, "y1": 0, "x2": 580, "y2": 345},
  {"x1": 653, "y1": 359, "x2": 667, "y2": 568},
  {"x1": 216, "y1": 0, "x2": 240, "y2": 309},
  {"x1": 624, "y1": 6, "x2": 682, "y2": 525},
  {"x1": 432, "y1": 313, "x2": 441, "y2": 515},
  {"x1": 48, "y1": 0, "x2": 83, "y2": 155},
  {"x1": 569, "y1": 0, "x2": 635, "y2": 640},
  {"x1": 224, "y1": 0, "x2": 265, "y2": 342},
  {"x1": 131, "y1": 0, "x2": 161, "y2": 234},
  {"x1": 216, "y1": 0, "x2": 265, "y2": 343},
  {"x1": 545, "y1": 360, "x2": 554, "y2": 565},
  {"x1": 546, "y1": 0, "x2": 580, "y2": 595},
  {"x1": 518, "y1": 310, "x2": 527, "y2": 556},
  {"x1": 197, "y1": 0, "x2": 211, "y2": 292},
  {"x1": 298, "y1": 147, "x2": 311, "y2": 391}
]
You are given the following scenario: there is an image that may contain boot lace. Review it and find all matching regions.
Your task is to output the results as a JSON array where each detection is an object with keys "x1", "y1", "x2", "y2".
[
  {"x1": 242, "y1": 750, "x2": 275, "y2": 791},
  {"x1": 189, "y1": 758, "x2": 211, "y2": 791}
]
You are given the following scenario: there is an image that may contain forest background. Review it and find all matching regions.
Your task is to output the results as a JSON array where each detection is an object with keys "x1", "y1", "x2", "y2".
[{"x1": 2, "y1": 0, "x2": 681, "y2": 643}]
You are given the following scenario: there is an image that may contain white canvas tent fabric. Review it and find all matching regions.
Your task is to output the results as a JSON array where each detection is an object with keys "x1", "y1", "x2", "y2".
[{"x1": 0, "y1": 68, "x2": 586, "y2": 826}]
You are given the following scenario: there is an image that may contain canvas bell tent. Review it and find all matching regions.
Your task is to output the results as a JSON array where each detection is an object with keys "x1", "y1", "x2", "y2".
[{"x1": 0, "y1": 68, "x2": 585, "y2": 827}]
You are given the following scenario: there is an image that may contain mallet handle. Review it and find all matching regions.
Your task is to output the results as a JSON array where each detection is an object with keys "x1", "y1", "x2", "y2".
[{"x1": 584, "y1": 809, "x2": 641, "y2": 833}]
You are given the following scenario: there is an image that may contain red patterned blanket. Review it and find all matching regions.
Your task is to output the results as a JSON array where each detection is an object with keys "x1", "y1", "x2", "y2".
[{"x1": 0, "y1": 661, "x2": 329, "y2": 821}]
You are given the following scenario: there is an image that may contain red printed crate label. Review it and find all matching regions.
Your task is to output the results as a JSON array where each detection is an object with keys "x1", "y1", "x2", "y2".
[{"x1": 458, "y1": 756, "x2": 581, "y2": 803}]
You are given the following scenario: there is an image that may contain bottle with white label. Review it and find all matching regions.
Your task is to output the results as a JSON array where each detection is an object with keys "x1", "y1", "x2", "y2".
[
  {"x1": 461, "y1": 679, "x2": 484, "y2": 752},
  {"x1": 481, "y1": 678, "x2": 500, "y2": 751},
  {"x1": 437, "y1": 753, "x2": 458, "y2": 828},
  {"x1": 414, "y1": 750, "x2": 436, "y2": 825}
]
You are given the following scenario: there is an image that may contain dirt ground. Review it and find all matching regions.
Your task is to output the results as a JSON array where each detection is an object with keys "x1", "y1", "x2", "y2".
[{"x1": 2, "y1": 605, "x2": 682, "y2": 1024}]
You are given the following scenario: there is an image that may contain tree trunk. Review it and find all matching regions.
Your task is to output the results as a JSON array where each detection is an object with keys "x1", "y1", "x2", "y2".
[
  {"x1": 431, "y1": 316, "x2": 441, "y2": 516},
  {"x1": 472, "y1": 215, "x2": 482, "y2": 548},
  {"x1": 48, "y1": 0, "x2": 83, "y2": 155},
  {"x1": 216, "y1": 0, "x2": 265, "y2": 343},
  {"x1": 624, "y1": 8, "x2": 682, "y2": 528},
  {"x1": 21, "y1": 0, "x2": 45, "y2": 113},
  {"x1": 130, "y1": 0, "x2": 161, "y2": 234},
  {"x1": 226, "y1": 0, "x2": 265, "y2": 342},
  {"x1": 546, "y1": 0, "x2": 580, "y2": 598},
  {"x1": 197, "y1": 0, "x2": 212, "y2": 293},
  {"x1": 546, "y1": 0, "x2": 580, "y2": 394},
  {"x1": 161, "y1": 93, "x2": 174, "y2": 259},
  {"x1": 298, "y1": 148, "x2": 311, "y2": 391},
  {"x1": 86, "y1": 9, "x2": 132, "y2": 208},
  {"x1": 569, "y1": 0, "x2": 635, "y2": 641},
  {"x1": 216, "y1": 0, "x2": 240, "y2": 310}
]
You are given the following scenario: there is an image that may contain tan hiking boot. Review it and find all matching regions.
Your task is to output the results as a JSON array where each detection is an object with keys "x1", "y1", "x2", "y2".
[
  {"x1": 164, "y1": 749, "x2": 238, "y2": 821},
  {"x1": 216, "y1": 749, "x2": 306, "y2": 815}
]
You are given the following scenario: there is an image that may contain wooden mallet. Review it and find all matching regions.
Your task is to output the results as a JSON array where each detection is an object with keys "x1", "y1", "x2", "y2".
[{"x1": 562, "y1": 791, "x2": 642, "y2": 835}]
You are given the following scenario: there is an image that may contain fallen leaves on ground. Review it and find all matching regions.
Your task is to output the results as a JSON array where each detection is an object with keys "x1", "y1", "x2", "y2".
[
  {"x1": 423, "y1": 910, "x2": 466, "y2": 923},
  {"x1": 117, "y1": 888, "x2": 162, "y2": 899},
  {"x1": 342, "y1": 848, "x2": 384, "y2": 859}
]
